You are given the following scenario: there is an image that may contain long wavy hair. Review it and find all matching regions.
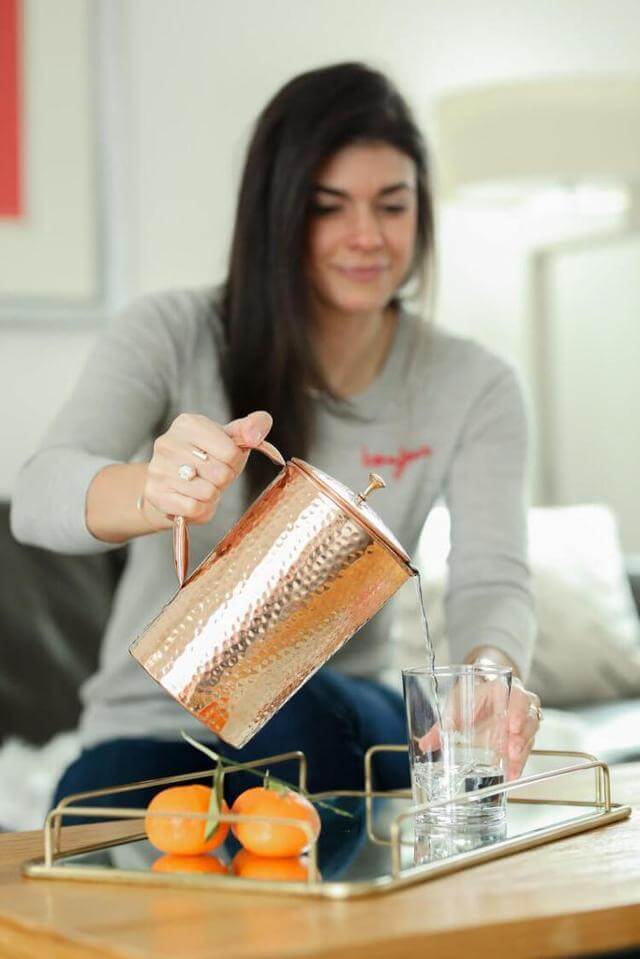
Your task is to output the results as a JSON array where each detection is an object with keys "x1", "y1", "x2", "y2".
[{"x1": 220, "y1": 62, "x2": 435, "y2": 499}]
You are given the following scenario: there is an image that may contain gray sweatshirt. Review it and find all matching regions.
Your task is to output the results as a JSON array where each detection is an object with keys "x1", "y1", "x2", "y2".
[{"x1": 11, "y1": 287, "x2": 535, "y2": 747}]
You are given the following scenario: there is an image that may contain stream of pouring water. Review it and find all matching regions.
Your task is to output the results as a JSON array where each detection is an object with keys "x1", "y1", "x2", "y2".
[{"x1": 409, "y1": 565, "x2": 443, "y2": 731}]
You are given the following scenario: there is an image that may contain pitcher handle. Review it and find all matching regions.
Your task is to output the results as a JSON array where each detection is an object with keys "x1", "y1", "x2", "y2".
[{"x1": 172, "y1": 440, "x2": 285, "y2": 587}]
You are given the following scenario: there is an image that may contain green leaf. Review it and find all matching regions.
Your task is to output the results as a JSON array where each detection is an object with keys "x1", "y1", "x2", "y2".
[
  {"x1": 204, "y1": 777, "x2": 220, "y2": 841},
  {"x1": 216, "y1": 765, "x2": 224, "y2": 810},
  {"x1": 265, "y1": 777, "x2": 289, "y2": 796},
  {"x1": 204, "y1": 763, "x2": 223, "y2": 841},
  {"x1": 179, "y1": 730, "x2": 354, "y2": 820},
  {"x1": 181, "y1": 731, "x2": 222, "y2": 766}
]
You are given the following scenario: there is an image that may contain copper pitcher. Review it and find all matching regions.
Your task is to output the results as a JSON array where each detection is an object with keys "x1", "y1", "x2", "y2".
[{"x1": 129, "y1": 455, "x2": 414, "y2": 748}]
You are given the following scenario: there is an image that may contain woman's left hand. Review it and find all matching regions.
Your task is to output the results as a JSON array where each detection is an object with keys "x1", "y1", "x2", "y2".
[
  {"x1": 506, "y1": 677, "x2": 543, "y2": 781},
  {"x1": 465, "y1": 646, "x2": 543, "y2": 781}
]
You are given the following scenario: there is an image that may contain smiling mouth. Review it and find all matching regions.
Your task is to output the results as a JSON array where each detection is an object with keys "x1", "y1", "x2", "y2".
[{"x1": 335, "y1": 265, "x2": 389, "y2": 281}]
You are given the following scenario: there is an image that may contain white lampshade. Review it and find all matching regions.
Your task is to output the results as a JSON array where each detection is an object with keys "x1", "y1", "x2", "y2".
[{"x1": 433, "y1": 76, "x2": 640, "y2": 201}]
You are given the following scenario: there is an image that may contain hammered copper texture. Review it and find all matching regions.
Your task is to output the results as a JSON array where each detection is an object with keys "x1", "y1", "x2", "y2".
[{"x1": 130, "y1": 464, "x2": 410, "y2": 747}]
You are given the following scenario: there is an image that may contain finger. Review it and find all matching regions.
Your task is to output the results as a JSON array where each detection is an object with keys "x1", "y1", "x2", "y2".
[
  {"x1": 185, "y1": 456, "x2": 238, "y2": 491},
  {"x1": 508, "y1": 723, "x2": 535, "y2": 761},
  {"x1": 150, "y1": 490, "x2": 220, "y2": 523},
  {"x1": 508, "y1": 687, "x2": 539, "y2": 735},
  {"x1": 418, "y1": 724, "x2": 442, "y2": 753},
  {"x1": 509, "y1": 710, "x2": 530, "y2": 738},
  {"x1": 176, "y1": 445, "x2": 250, "y2": 486},
  {"x1": 225, "y1": 410, "x2": 273, "y2": 448},
  {"x1": 510, "y1": 705, "x2": 541, "y2": 743},
  {"x1": 417, "y1": 686, "x2": 459, "y2": 752},
  {"x1": 473, "y1": 680, "x2": 504, "y2": 728},
  {"x1": 507, "y1": 734, "x2": 535, "y2": 781},
  {"x1": 508, "y1": 688, "x2": 526, "y2": 732},
  {"x1": 508, "y1": 725, "x2": 536, "y2": 767},
  {"x1": 150, "y1": 454, "x2": 226, "y2": 501},
  {"x1": 172, "y1": 415, "x2": 247, "y2": 471},
  {"x1": 507, "y1": 760, "x2": 523, "y2": 782},
  {"x1": 418, "y1": 681, "x2": 482, "y2": 753},
  {"x1": 167, "y1": 475, "x2": 217, "y2": 503}
]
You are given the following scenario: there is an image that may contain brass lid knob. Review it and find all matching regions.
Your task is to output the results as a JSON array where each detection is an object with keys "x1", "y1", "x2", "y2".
[{"x1": 356, "y1": 473, "x2": 386, "y2": 503}]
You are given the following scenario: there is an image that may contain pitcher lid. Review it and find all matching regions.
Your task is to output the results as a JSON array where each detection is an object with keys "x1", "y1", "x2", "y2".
[{"x1": 290, "y1": 458, "x2": 411, "y2": 566}]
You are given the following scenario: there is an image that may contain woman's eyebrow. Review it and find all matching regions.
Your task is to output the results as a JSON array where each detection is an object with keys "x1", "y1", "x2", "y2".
[
  {"x1": 379, "y1": 182, "x2": 414, "y2": 196},
  {"x1": 312, "y1": 182, "x2": 414, "y2": 198}
]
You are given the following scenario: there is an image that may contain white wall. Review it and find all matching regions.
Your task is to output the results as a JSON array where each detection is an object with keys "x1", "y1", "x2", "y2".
[
  {"x1": 548, "y1": 233, "x2": 640, "y2": 552},
  {"x1": 2, "y1": 0, "x2": 640, "y2": 547},
  {"x1": 3, "y1": 327, "x2": 97, "y2": 481}
]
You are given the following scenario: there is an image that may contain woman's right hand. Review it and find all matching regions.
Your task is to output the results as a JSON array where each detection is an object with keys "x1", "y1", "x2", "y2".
[{"x1": 140, "y1": 410, "x2": 274, "y2": 530}]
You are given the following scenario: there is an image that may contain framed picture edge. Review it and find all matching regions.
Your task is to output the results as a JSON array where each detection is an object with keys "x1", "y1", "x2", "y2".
[{"x1": 0, "y1": 0, "x2": 128, "y2": 326}]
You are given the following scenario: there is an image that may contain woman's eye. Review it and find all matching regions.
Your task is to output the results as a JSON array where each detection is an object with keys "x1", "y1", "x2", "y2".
[
  {"x1": 380, "y1": 205, "x2": 407, "y2": 215},
  {"x1": 310, "y1": 205, "x2": 342, "y2": 216}
]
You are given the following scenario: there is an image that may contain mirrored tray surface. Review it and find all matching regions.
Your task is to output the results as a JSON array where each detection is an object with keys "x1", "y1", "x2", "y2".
[{"x1": 24, "y1": 747, "x2": 631, "y2": 899}]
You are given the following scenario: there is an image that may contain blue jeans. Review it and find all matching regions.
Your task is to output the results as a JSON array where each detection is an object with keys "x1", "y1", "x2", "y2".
[{"x1": 52, "y1": 670, "x2": 409, "y2": 876}]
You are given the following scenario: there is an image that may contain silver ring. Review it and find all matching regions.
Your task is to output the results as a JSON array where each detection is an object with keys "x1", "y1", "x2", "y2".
[
  {"x1": 529, "y1": 703, "x2": 543, "y2": 723},
  {"x1": 192, "y1": 446, "x2": 208, "y2": 462},
  {"x1": 177, "y1": 463, "x2": 197, "y2": 481}
]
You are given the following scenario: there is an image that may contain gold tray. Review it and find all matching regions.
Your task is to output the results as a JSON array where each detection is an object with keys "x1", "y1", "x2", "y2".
[{"x1": 23, "y1": 747, "x2": 631, "y2": 899}]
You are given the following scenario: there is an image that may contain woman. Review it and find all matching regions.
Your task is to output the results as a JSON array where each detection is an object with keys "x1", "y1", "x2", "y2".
[{"x1": 11, "y1": 62, "x2": 541, "y2": 818}]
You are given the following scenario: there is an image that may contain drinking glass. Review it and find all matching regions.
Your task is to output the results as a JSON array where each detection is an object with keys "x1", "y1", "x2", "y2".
[{"x1": 402, "y1": 665, "x2": 512, "y2": 853}]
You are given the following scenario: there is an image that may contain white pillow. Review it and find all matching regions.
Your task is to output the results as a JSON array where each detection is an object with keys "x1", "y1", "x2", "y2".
[
  {"x1": 387, "y1": 504, "x2": 640, "y2": 707},
  {"x1": 526, "y1": 504, "x2": 640, "y2": 706}
]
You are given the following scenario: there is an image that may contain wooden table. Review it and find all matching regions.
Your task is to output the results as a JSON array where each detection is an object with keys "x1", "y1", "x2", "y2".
[{"x1": 1, "y1": 763, "x2": 640, "y2": 959}]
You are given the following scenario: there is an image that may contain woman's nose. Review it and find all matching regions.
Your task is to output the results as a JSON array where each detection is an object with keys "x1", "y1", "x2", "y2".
[{"x1": 346, "y1": 208, "x2": 384, "y2": 250}]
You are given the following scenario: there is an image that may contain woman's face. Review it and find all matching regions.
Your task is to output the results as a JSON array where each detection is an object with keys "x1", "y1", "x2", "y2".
[{"x1": 306, "y1": 142, "x2": 418, "y2": 319}]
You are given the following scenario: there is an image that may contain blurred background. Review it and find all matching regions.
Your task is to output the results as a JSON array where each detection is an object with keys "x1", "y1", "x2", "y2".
[
  {"x1": 1, "y1": 0, "x2": 640, "y2": 828},
  {"x1": 1, "y1": 0, "x2": 639, "y2": 539}
]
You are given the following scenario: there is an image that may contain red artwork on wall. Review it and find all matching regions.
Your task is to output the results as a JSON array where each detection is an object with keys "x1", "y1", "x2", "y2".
[{"x1": 0, "y1": 0, "x2": 22, "y2": 218}]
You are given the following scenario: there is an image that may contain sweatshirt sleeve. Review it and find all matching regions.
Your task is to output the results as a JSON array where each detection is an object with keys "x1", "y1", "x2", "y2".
[
  {"x1": 10, "y1": 293, "x2": 181, "y2": 555},
  {"x1": 443, "y1": 364, "x2": 536, "y2": 681}
]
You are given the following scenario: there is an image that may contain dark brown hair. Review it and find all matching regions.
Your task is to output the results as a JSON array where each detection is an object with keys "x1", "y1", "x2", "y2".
[{"x1": 220, "y1": 62, "x2": 434, "y2": 499}]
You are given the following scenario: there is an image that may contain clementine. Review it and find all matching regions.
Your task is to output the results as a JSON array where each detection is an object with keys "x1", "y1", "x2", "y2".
[
  {"x1": 231, "y1": 848, "x2": 315, "y2": 882},
  {"x1": 145, "y1": 784, "x2": 229, "y2": 856},
  {"x1": 152, "y1": 853, "x2": 228, "y2": 875},
  {"x1": 231, "y1": 785, "x2": 321, "y2": 857}
]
